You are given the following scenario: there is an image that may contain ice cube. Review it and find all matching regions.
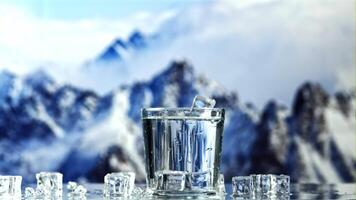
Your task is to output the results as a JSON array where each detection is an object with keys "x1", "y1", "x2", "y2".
[
  {"x1": 25, "y1": 187, "x2": 35, "y2": 197},
  {"x1": 0, "y1": 175, "x2": 22, "y2": 199},
  {"x1": 155, "y1": 170, "x2": 186, "y2": 191},
  {"x1": 68, "y1": 184, "x2": 87, "y2": 199},
  {"x1": 36, "y1": 172, "x2": 63, "y2": 197},
  {"x1": 35, "y1": 185, "x2": 50, "y2": 197},
  {"x1": 0, "y1": 176, "x2": 10, "y2": 197},
  {"x1": 74, "y1": 185, "x2": 87, "y2": 194},
  {"x1": 190, "y1": 171, "x2": 212, "y2": 189},
  {"x1": 260, "y1": 174, "x2": 277, "y2": 197},
  {"x1": 217, "y1": 174, "x2": 226, "y2": 195},
  {"x1": 67, "y1": 181, "x2": 78, "y2": 191},
  {"x1": 131, "y1": 186, "x2": 144, "y2": 198},
  {"x1": 191, "y1": 95, "x2": 216, "y2": 109},
  {"x1": 276, "y1": 175, "x2": 290, "y2": 197},
  {"x1": 103, "y1": 172, "x2": 135, "y2": 197},
  {"x1": 232, "y1": 176, "x2": 251, "y2": 198},
  {"x1": 67, "y1": 181, "x2": 87, "y2": 198},
  {"x1": 250, "y1": 174, "x2": 263, "y2": 199}
]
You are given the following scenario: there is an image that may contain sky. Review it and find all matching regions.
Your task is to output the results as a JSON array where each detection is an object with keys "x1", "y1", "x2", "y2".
[
  {"x1": 0, "y1": 0, "x2": 196, "y2": 20},
  {"x1": 0, "y1": 0, "x2": 196, "y2": 70},
  {"x1": 0, "y1": 0, "x2": 354, "y2": 108}
]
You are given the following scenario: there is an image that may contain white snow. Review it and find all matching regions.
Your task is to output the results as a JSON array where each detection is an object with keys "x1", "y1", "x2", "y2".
[
  {"x1": 162, "y1": 83, "x2": 180, "y2": 107},
  {"x1": 58, "y1": 89, "x2": 76, "y2": 109},
  {"x1": 77, "y1": 89, "x2": 146, "y2": 179},
  {"x1": 0, "y1": 71, "x2": 23, "y2": 106},
  {"x1": 325, "y1": 102, "x2": 356, "y2": 159},
  {"x1": 33, "y1": 102, "x2": 65, "y2": 138},
  {"x1": 295, "y1": 137, "x2": 341, "y2": 183}
]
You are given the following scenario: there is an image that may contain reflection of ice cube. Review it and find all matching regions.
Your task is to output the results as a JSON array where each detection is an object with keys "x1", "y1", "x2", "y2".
[
  {"x1": 0, "y1": 176, "x2": 22, "y2": 199},
  {"x1": 104, "y1": 172, "x2": 135, "y2": 197},
  {"x1": 155, "y1": 170, "x2": 186, "y2": 191},
  {"x1": 191, "y1": 171, "x2": 212, "y2": 189},
  {"x1": 36, "y1": 172, "x2": 63, "y2": 198},
  {"x1": 232, "y1": 176, "x2": 251, "y2": 198},
  {"x1": 191, "y1": 96, "x2": 216, "y2": 109}
]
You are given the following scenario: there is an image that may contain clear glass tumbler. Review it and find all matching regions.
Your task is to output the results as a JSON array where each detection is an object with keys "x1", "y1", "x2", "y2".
[{"x1": 141, "y1": 108, "x2": 225, "y2": 197}]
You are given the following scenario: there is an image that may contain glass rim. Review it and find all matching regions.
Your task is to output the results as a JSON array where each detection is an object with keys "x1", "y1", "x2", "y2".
[
  {"x1": 141, "y1": 107, "x2": 225, "y2": 119},
  {"x1": 142, "y1": 107, "x2": 224, "y2": 111}
]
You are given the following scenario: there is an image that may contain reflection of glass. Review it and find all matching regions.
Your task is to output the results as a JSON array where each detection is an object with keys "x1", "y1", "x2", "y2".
[{"x1": 142, "y1": 108, "x2": 225, "y2": 197}]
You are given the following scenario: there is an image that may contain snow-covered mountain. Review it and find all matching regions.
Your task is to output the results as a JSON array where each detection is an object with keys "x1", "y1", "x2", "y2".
[
  {"x1": 93, "y1": 30, "x2": 149, "y2": 65},
  {"x1": 0, "y1": 61, "x2": 354, "y2": 183}
]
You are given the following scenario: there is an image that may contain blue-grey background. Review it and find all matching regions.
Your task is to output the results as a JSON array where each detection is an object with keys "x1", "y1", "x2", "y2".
[{"x1": 0, "y1": 0, "x2": 355, "y2": 183}]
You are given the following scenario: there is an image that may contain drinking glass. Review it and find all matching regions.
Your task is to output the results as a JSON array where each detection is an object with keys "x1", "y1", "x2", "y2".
[{"x1": 142, "y1": 108, "x2": 225, "y2": 197}]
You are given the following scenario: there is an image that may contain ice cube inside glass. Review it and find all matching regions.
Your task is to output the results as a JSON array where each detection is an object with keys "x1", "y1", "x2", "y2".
[
  {"x1": 142, "y1": 108, "x2": 225, "y2": 196},
  {"x1": 155, "y1": 170, "x2": 186, "y2": 192}
]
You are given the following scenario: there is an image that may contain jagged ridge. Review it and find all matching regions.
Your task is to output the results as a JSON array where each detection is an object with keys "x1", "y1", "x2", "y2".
[{"x1": 0, "y1": 61, "x2": 354, "y2": 184}]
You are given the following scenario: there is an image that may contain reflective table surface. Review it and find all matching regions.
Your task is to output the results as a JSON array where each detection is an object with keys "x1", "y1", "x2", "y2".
[{"x1": 22, "y1": 183, "x2": 356, "y2": 199}]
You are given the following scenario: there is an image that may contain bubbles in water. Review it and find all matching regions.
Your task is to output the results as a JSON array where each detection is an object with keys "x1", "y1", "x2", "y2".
[{"x1": 174, "y1": 138, "x2": 180, "y2": 144}]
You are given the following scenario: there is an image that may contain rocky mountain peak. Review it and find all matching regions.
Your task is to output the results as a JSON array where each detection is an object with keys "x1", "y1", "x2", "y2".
[
  {"x1": 128, "y1": 30, "x2": 147, "y2": 49},
  {"x1": 0, "y1": 64, "x2": 354, "y2": 183},
  {"x1": 160, "y1": 60, "x2": 194, "y2": 82},
  {"x1": 292, "y1": 82, "x2": 329, "y2": 117},
  {"x1": 24, "y1": 69, "x2": 57, "y2": 96},
  {"x1": 290, "y1": 82, "x2": 330, "y2": 154},
  {"x1": 149, "y1": 60, "x2": 196, "y2": 107},
  {"x1": 335, "y1": 91, "x2": 354, "y2": 118},
  {"x1": 249, "y1": 100, "x2": 288, "y2": 174}
]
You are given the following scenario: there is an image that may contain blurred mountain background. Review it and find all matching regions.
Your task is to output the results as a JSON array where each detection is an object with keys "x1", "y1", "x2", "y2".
[{"x1": 0, "y1": 0, "x2": 354, "y2": 183}]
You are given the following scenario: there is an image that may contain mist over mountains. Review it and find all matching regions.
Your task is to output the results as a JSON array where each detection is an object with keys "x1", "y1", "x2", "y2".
[
  {"x1": 34, "y1": 0, "x2": 354, "y2": 108},
  {"x1": 0, "y1": 60, "x2": 354, "y2": 183}
]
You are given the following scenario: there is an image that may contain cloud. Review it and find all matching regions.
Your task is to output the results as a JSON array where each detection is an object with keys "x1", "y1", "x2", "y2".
[
  {"x1": 0, "y1": 0, "x2": 354, "y2": 108},
  {"x1": 0, "y1": 3, "x2": 175, "y2": 74},
  {"x1": 122, "y1": 0, "x2": 355, "y2": 107}
]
